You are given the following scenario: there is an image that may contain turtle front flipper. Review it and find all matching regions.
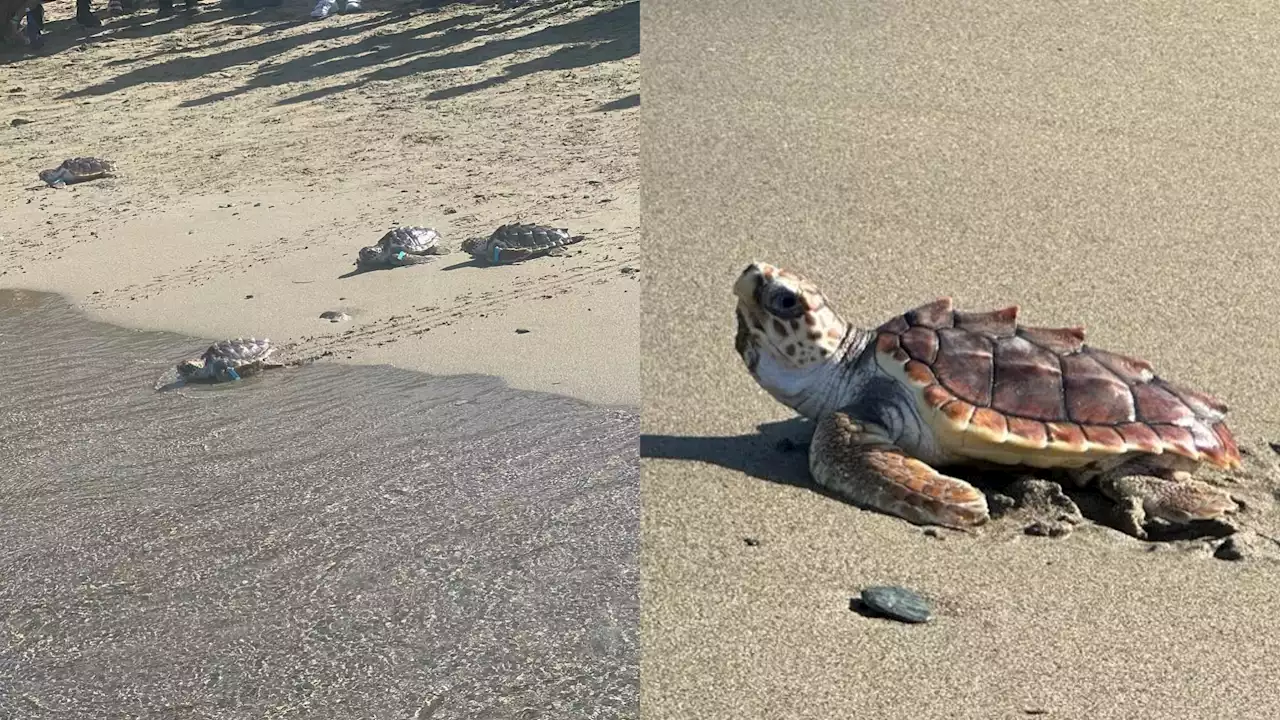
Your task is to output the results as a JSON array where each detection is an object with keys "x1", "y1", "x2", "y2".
[
  {"x1": 389, "y1": 251, "x2": 436, "y2": 267},
  {"x1": 810, "y1": 412, "x2": 990, "y2": 529},
  {"x1": 1096, "y1": 470, "x2": 1238, "y2": 539},
  {"x1": 490, "y1": 246, "x2": 538, "y2": 265}
]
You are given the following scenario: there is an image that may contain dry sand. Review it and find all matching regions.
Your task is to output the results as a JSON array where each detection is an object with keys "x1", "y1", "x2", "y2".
[
  {"x1": 0, "y1": 0, "x2": 638, "y2": 406},
  {"x1": 643, "y1": 2, "x2": 1280, "y2": 718}
]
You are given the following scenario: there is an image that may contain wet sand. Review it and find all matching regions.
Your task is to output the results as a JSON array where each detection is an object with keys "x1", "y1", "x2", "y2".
[
  {"x1": 642, "y1": 2, "x2": 1280, "y2": 718},
  {"x1": 0, "y1": 289, "x2": 637, "y2": 719}
]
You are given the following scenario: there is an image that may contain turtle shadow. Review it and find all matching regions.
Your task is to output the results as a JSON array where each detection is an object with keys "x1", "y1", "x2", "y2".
[
  {"x1": 642, "y1": 419, "x2": 1236, "y2": 542},
  {"x1": 337, "y1": 263, "x2": 422, "y2": 279},
  {"x1": 640, "y1": 417, "x2": 822, "y2": 494},
  {"x1": 338, "y1": 265, "x2": 378, "y2": 279},
  {"x1": 439, "y1": 257, "x2": 485, "y2": 270}
]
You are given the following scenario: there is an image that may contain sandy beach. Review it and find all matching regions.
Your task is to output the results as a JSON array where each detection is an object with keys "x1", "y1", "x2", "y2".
[
  {"x1": 642, "y1": 2, "x2": 1280, "y2": 718},
  {"x1": 1, "y1": 0, "x2": 638, "y2": 406}
]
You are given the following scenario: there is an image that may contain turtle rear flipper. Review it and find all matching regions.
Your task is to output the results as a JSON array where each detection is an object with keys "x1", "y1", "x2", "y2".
[
  {"x1": 810, "y1": 411, "x2": 990, "y2": 530},
  {"x1": 1097, "y1": 470, "x2": 1238, "y2": 539},
  {"x1": 545, "y1": 234, "x2": 586, "y2": 257}
]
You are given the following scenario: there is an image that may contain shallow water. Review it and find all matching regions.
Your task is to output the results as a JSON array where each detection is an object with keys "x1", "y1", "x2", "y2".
[{"x1": 0, "y1": 289, "x2": 638, "y2": 719}]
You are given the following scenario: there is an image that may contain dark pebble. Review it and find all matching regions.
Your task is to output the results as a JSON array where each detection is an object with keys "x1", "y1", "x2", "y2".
[
  {"x1": 515, "y1": 328, "x2": 531, "y2": 334},
  {"x1": 1214, "y1": 536, "x2": 1246, "y2": 561},
  {"x1": 857, "y1": 585, "x2": 933, "y2": 624},
  {"x1": 743, "y1": 537, "x2": 759, "y2": 547}
]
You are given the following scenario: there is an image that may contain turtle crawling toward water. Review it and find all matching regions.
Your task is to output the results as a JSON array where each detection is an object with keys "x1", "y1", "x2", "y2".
[
  {"x1": 460, "y1": 223, "x2": 584, "y2": 265},
  {"x1": 38, "y1": 157, "x2": 116, "y2": 188},
  {"x1": 733, "y1": 262, "x2": 1242, "y2": 539},
  {"x1": 356, "y1": 226, "x2": 447, "y2": 270},
  {"x1": 176, "y1": 337, "x2": 287, "y2": 383}
]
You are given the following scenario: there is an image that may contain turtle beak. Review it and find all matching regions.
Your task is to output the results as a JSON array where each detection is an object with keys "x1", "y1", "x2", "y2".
[{"x1": 733, "y1": 263, "x2": 768, "y2": 307}]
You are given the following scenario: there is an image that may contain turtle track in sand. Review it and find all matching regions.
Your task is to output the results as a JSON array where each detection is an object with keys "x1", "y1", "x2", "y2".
[
  {"x1": 81, "y1": 229, "x2": 326, "y2": 310},
  {"x1": 296, "y1": 232, "x2": 638, "y2": 361}
]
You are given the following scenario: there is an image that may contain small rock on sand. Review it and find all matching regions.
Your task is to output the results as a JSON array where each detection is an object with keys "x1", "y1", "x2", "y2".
[
  {"x1": 856, "y1": 585, "x2": 933, "y2": 624},
  {"x1": 319, "y1": 311, "x2": 350, "y2": 323},
  {"x1": 1214, "y1": 535, "x2": 1247, "y2": 561}
]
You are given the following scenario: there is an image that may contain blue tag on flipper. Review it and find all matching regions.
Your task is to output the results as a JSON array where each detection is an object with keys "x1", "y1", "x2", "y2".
[
  {"x1": 492, "y1": 246, "x2": 501, "y2": 264},
  {"x1": 397, "y1": 251, "x2": 406, "y2": 261},
  {"x1": 226, "y1": 367, "x2": 241, "y2": 381}
]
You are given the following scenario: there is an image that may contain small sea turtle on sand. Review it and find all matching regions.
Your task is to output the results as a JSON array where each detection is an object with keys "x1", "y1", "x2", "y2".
[
  {"x1": 356, "y1": 226, "x2": 447, "y2": 270},
  {"x1": 38, "y1": 157, "x2": 116, "y2": 188},
  {"x1": 460, "y1": 223, "x2": 585, "y2": 265},
  {"x1": 176, "y1": 337, "x2": 286, "y2": 382},
  {"x1": 733, "y1": 262, "x2": 1242, "y2": 539}
]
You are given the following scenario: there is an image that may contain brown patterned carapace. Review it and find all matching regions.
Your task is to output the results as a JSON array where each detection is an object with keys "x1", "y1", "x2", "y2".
[{"x1": 875, "y1": 298, "x2": 1241, "y2": 469}]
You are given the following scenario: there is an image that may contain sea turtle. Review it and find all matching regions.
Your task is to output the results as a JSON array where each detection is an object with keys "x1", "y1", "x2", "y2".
[
  {"x1": 356, "y1": 226, "x2": 447, "y2": 270},
  {"x1": 732, "y1": 262, "x2": 1242, "y2": 539},
  {"x1": 38, "y1": 157, "x2": 116, "y2": 188},
  {"x1": 460, "y1": 223, "x2": 585, "y2": 265},
  {"x1": 176, "y1": 337, "x2": 286, "y2": 383}
]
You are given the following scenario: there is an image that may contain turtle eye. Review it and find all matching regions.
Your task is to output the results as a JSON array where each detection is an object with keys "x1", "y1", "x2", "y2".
[{"x1": 765, "y1": 288, "x2": 803, "y2": 319}]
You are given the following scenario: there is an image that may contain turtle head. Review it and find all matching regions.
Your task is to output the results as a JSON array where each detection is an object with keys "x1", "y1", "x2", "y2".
[
  {"x1": 356, "y1": 246, "x2": 382, "y2": 267},
  {"x1": 460, "y1": 237, "x2": 484, "y2": 255},
  {"x1": 733, "y1": 262, "x2": 854, "y2": 414}
]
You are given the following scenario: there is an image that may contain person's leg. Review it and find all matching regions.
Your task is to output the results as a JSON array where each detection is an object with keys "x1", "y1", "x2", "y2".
[
  {"x1": 309, "y1": 0, "x2": 336, "y2": 19},
  {"x1": 76, "y1": 0, "x2": 101, "y2": 26},
  {"x1": 24, "y1": 2, "x2": 44, "y2": 47}
]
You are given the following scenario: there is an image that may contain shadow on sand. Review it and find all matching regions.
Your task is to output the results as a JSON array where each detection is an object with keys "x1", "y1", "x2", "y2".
[{"x1": 33, "y1": 0, "x2": 635, "y2": 108}]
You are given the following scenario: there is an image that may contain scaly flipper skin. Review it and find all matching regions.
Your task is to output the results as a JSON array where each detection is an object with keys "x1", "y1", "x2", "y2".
[
  {"x1": 1096, "y1": 467, "x2": 1238, "y2": 538},
  {"x1": 811, "y1": 412, "x2": 990, "y2": 529}
]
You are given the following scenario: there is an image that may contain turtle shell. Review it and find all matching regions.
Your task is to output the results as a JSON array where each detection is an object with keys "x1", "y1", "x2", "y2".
[
  {"x1": 56, "y1": 157, "x2": 115, "y2": 178},
  {"x1": 378, "y1": 226, "x2": 441, "y2": 254},
  {"x1": 38, "y1": 157, "x2": 115, "y2": 185},
  {"x1": 874, "y1": 298, "x2": 1241, "y2": 470},
  {"x1": 464, "y1": 223, "x2": 585, "y2": 264},
  {"x1": 202, "y1": 337, "x2": 275, "y2": 369}
]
